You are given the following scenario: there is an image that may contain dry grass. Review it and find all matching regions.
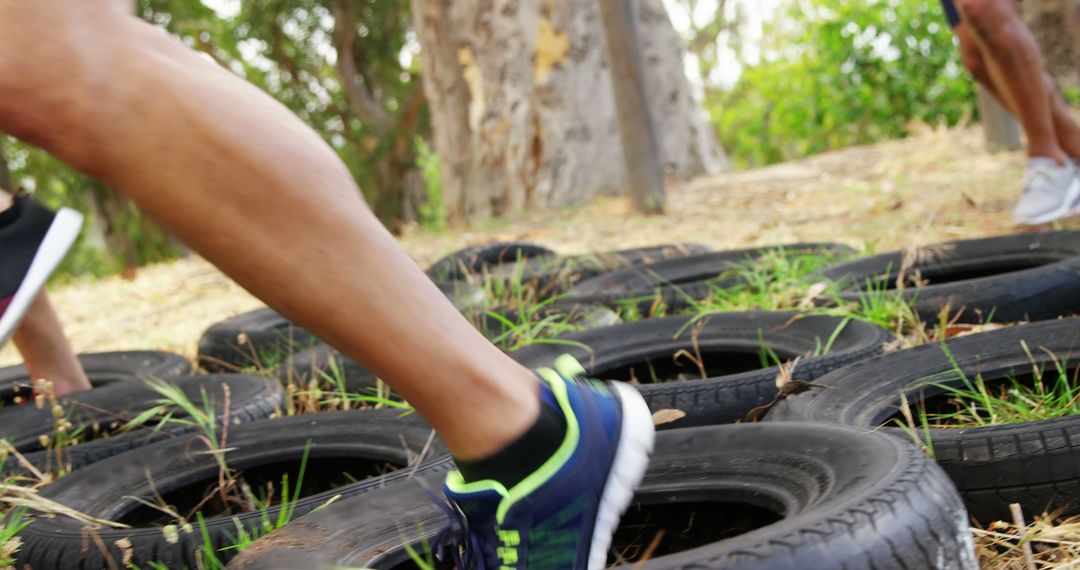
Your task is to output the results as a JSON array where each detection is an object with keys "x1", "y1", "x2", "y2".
[{"x1": 975, "y1": 510, "x2": 1080, "y2": 569}]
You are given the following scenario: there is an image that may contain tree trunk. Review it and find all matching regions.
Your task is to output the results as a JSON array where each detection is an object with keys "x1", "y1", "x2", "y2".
[
  {"x1": 1021, "y1": 0, "x2": 1080, "y2": 90},
  {"x1": 977, "y1": 84, "x2": 1021, "y2": 152},
  {"x1": 411, "y1": 0, "x2": 723, "y2": 222},
  {"x1": 598, "y1": 0, "x2": 666, "y2": 214}
]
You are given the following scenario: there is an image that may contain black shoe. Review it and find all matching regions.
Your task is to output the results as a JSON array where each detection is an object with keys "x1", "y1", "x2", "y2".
[{"x1": 0, "y1": 195, "x2": 83, "y2": 347}]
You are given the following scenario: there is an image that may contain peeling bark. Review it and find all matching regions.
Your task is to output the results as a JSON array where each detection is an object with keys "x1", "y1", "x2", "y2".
[{"x1": 411, "y1": 0, "x2": 723, "y2": 222}]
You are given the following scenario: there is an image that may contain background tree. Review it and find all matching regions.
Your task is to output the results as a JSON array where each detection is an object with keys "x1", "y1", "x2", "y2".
[
  {"x1": 1020, "y1": 0, "x2": 1080, "y2": 90},
  {"x1": 712, "y1": 0, "x2": 977, "y2": 168},
  {"x1": 3, "y1": 0, "x2": 430, "y2": 277},
  {"x1": 411, "y1": 0, "x2": 723, "y2": 222}
]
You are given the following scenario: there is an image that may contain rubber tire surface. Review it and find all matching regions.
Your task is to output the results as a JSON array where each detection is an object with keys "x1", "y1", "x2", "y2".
[
  {"x1": 198, "y1": 308, "x2": 319, "y2": 372},
  {"x1": 199, "y1": 282, "x2": 486, "y2": 372},
  {"x1": 510, "y1": 311, "x2": 893, "y2": 428},
  {"x1": 467, "y1": 303, "x2": 622, "y2": 343},
  {"x1": 275, "y1": 305, "x2": 622, "y2": 388},
  {"x1": 0, "y1": 374, "x2": 281, "y2": 453},
  {"x1": 0, "y1": 350, "x2": 191, "y2": 405},
  {"x1": 426, "y1": 241, "x2": 557, "y2": 283},
  {"x1": 227, "y1": 423, "x2": 976, "y2": 570},
  {"x1": 482, "y1": 244, "x2": 714, "y2": 300},
  {"x1": 768, "y1": 317, "x2": 1080, "y2": 521},
  {"x1": 819, "y1": 231, "x2": 1080, "y2": 324},
  {"x1": 15, "y1": 410, "x2": 450, "y2": 570},
  {"x1": 274, "y1": 343, "x2": 377, "y2": 392},
  {"x1": 566, "y1": 243, "x2": 854, "y2": 313},
  {"x1": 7, "y1": 375, "x2": 282, "y2": 477}
]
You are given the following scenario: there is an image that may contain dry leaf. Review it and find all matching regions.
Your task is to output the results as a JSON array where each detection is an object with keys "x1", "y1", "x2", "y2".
[
  {"x1": 944, "y1": 322, "x2": 1007, "y2": 338},
  {"x1": 798, "y1": 282, "x2": 829, "y2": 309},
  {"x1": 652, "y1": 409, "x2": 686, "y2": 426},
  {"x1": 115, "y1": 538, "x2": 134, "y2": 566}
]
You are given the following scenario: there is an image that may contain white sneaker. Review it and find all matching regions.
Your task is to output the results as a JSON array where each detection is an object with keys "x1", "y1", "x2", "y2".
[
  {"x1": 1013, "y1": 158, "x2": 1080, "y2": 225},
  {"x1": 0, "y1": 196, "x2": 84, "y2": 348}
]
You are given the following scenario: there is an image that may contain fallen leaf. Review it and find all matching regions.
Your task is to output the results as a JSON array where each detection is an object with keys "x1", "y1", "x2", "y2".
[{"x1": 652, "y1": 409, "x2": 686, "y2": 426}]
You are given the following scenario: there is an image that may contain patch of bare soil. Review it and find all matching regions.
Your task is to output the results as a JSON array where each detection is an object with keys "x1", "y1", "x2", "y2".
[{"x1": 1, "y1": 124, "x2": 1062, "y2": 365}]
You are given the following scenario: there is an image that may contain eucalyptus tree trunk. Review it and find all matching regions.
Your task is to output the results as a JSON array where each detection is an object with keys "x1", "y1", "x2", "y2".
[
  {"x1": 411, "y1": 0, "x2": 723, "y2": 222},
  {"x1": 599, "y1": 0, "x2": 667, "y2": 215}
]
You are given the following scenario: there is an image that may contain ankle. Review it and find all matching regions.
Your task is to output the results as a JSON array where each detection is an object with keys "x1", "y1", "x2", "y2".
[
  {"x1": 455, "y1": 393, "x2": 567, "y2": 487},
  {"x1": 440, "y1": 365, "x2": 543, "y2": 462},
  {"x1": 1029, "y1": 148, "x2": 1069, "y2": 166}
]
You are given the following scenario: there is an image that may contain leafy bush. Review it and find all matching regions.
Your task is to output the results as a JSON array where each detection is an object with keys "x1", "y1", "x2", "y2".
[
  {"x1": 711, "y1": 0, "x2": 977, "y2": 168},
  {"x1": 414, "y1": 136, "x2": 447, "y2": 232}
]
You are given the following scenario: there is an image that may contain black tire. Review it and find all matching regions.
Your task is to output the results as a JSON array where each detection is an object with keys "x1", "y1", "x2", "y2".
[
  {"x1": 198, "y1": 308, "x2": 319, "y2": 372},
  {"x1": 199, "y1": 282, "x2": 485, "y2": 373},
  {"x1": 767, "y1": 317, "x2": 1080, "y2": 522},
  {"x1": 468, "y1": 303, "x2": 622, "y2": 345},
  {"x1": 274, "y1": 344, "x2": 377, "y2": 393},
  {"x1": 426, "y1": 241, "x2": 557, "y2": 283},
  {"x1": 274, "y1": 305, "x2": 622, "y2": 388},
  {"x1": 566, "y1": 243, "x2": 854, "y2": 313},
  {"x1": 0, "y1": 350, "x2": 191, "y2": 406},
  {"x1": 510, "y1": 311, "x2": 893, "y2": 428},
  {"x1": 480, "y1": 244, "x2": 714, "y2": 301},
  {"x1": 15, "y1": 410, "x2": 451, "y2": 570},
  {"x1": 8, "y1": 375, "x2": 282, "y2": 476},
  {"x1": 227, "y1": 423, "x2": 976, "y2": 570},
  {"x1": 819, "y1": 231, "x2": 1080, "y2": 324},
  {"x1": 0, "y1": 374, "x2": 282, "y2": 453}
]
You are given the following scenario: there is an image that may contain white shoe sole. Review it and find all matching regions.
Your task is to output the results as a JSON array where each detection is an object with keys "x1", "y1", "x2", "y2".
[
  {"x1": 1015, "y1": 175, "x2": 1080, "y2": 225},
  {"x1": 587, "y1": 382, "x2": 656, "y2": 570},
  {"x1": 0, "y1": 208, "x2": 84, "y2": 348}
]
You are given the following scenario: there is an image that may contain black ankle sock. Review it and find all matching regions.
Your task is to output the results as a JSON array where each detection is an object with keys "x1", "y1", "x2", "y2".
[{"x1": 456, "y1": 401, "x2": 567, "y2": 488}]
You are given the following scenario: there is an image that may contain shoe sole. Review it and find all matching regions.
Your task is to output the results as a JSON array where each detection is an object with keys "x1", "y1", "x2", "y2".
[
  {"x1": 0, "y1": 208, "x2": 84, "y2": 347},
  {"x1": 1015, "y1": 175, "x2": 1080, "y2": 225},
  {"x1": 587, "y1": 382, "x2": 656, "y2": 570}
]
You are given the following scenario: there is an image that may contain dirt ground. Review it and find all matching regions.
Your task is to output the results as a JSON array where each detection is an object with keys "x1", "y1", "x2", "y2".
[{"x1": 1, "y1": 124, "x2": 1062, "y2": 365}]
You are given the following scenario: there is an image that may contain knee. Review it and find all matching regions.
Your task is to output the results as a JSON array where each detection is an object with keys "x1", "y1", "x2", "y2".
[
  {"x1": 957, "y1": 40, "x2": 990, "y2": 83},
  {"x1": 955, "y1": 0, "x2": 1017, "y2": 38}
]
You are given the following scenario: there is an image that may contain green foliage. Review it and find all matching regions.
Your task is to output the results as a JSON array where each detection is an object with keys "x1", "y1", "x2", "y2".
[
  {"x1": 0, "y1": 508, "x2": 28, "y2": 568},
  {"x1": 923, "y1": 345, "x2": 1080, "y2": 427},
  {"x1": 712, "y1": 0, "x2": 977, "y2": 168},
  {"x1": 414, "y1": 136, "x2": 447, "y2": 232},
  {"x1": 4, "y1": 0, "x2": 428, "y2": 279}
]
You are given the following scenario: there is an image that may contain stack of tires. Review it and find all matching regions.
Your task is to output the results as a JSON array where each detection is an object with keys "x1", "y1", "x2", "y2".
[{"x1": 14, "y1": 232, "x2": 1080, "y2": 569}]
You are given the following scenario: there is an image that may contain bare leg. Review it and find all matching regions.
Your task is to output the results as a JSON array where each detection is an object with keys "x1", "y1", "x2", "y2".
[
  {"x1": 954, "y1": 0, "x2": 1068, "y2": 162},
  {"x1": 0, "y1": 188, "x2": 90, "y2": 395},
  {"x1": 954, "y1": 19, "x2": 1080, "y2": 159},
  {"x1": 0, "y1": 2, "x2": 537, "y2": 460},
  {"x1": 12, "y1": 294, "x2": 90, "y2": 396}
]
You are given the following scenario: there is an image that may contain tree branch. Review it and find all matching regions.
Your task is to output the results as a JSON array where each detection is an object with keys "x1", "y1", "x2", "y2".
[{"x1": 331, "y1": 0, "x2": 391, "y2": 132}]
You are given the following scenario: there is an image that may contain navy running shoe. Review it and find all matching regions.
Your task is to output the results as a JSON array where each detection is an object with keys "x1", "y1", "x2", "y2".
[
  {"x1": 440, "y1": 355, "x2": 655, "y2": 569},
  {"x1": 0, "y1": 195, "x2": 83, "y2": 348}
]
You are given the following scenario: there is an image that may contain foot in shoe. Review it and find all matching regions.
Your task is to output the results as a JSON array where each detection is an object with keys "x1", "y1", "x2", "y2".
[
  {"x1": 436, "y1": 355, "x2": 655, "y2": 570},
  {"x1": 1013, "y1": 157, "x2": 1080, "y2": 225}
]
